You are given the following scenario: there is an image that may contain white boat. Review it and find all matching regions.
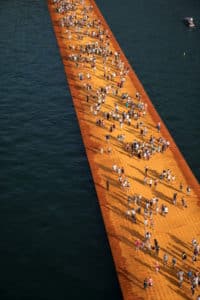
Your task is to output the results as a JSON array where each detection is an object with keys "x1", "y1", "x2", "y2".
[{"x1": 183, "y1": 17, "x2": 195, "y2": 28}]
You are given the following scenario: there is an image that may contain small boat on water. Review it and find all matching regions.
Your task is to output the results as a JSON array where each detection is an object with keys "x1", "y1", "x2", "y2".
[{"x1": 183, "y1": 17, "x2": 195, "y2": 28}]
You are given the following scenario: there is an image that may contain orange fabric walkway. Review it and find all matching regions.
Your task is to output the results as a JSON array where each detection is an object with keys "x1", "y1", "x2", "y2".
[{"x1": 48, "y1": 1, "x2": 200, "y2": 299}]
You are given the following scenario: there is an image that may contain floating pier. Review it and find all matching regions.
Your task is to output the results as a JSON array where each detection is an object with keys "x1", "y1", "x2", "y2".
[{"x1": 48, "y1": 1, "x2": 200, "y2": 299}]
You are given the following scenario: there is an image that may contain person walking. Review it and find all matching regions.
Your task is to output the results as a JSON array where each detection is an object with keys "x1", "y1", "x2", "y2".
[
  {"x1": 143, "y1": 278, "x2": 148, "y2": 289},
  {"x1": 155, "y1": 261, "x2": 160, "y2": 272},
  {"x1": 186, "y1": 186, "x2": 191, "y2": 195},
  {"x1": 172, "y1": 257, "x2": 177, "y2": 268},
  {"x1": 148, "y1": 276, "x2": 153, "y2": 287},
  {"x1": 155, "y1": 244, "x2": 160, "y2": 256},
  {"x1": 172, "y1": 193, "x2": 177, "y2": 205},
  {"x1": 144, "y1": 166, "x2": 149, "y2": 176},
  {"x1": 163, "y1": 253, "x2": 168, "y2": 266},
  {"x1": 177, "y1": 270, "x2": 184, "y2": 288},
  {"x1": 106, "y1": 180, "x2": 110, "y2": 191},
  {"x1": 156, "y1": 122, "x2": 161, "y2": 132},
  {"x1": 182, "y1": 251, "x2": 187, "y2": 261},
  {"x1": 181, "y1": 197, "x2": 187, "y2": 208},
  {"x1": 191, "y1": 284, "x2": 196, "y2": 296}
]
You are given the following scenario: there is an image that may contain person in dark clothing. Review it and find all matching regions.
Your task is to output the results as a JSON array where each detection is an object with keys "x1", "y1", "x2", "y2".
[
  {"x1": 182, "y1": 252, "x2": 187, "y2": 260},
  {"x1": 106, "y1": 180, "x2": 110, "y2": 191},
  {"x1": 143, "y1": 278, "x2": 148, "y2": 289}
]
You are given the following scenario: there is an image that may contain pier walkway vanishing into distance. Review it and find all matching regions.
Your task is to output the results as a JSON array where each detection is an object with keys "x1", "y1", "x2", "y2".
[{"x1": 48, "y1": 1, "x2": 200, "y2": 299}]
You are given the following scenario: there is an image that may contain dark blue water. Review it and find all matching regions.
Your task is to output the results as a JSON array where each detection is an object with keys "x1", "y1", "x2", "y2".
[
  {"x1": 0, "y1": 0, "x2": 199, "y2": 299},
  {"x1": 0, "y1": 1, "x2": 122, "y2": 299}
]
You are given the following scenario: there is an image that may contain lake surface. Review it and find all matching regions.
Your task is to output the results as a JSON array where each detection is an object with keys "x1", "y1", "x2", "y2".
[{"x1": 0, "y1": 0, "x2": 199, "y2": 299}]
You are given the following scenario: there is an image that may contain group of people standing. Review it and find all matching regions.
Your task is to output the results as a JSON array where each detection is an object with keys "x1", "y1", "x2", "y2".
[{"x1": 53, "y1": 0, "x2": 199, "y2": 298}]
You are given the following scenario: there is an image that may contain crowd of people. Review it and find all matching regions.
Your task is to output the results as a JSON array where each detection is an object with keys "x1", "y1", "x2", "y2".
[{"x1": 52, "y1": 0, "x2": 199, "y2": 297}]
